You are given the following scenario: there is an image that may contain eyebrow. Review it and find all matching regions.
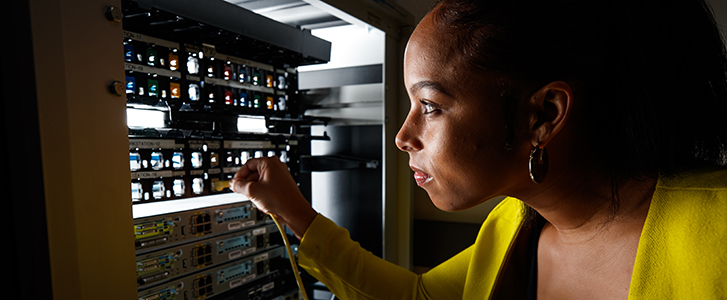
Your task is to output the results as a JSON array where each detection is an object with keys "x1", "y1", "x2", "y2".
[{"x1": 409, "y1": 81, "x2": 452, "y2": 97}]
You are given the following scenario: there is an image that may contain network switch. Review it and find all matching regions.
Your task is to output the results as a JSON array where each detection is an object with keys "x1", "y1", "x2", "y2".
[
  {"x1": 136, "y1": 223, "x2": 279, "y2": 288},
  {"x1": 137, "y1": 246, "x2": 286, "y2": 299},
  {"x1": 134, "y1": 198, "x2": 270, "y2": 253}
]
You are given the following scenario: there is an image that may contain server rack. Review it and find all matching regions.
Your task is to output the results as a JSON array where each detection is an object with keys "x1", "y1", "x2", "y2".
[
  {"x1": 121, "y1": 0, "x2": 331, "y2": 298},
  {"x1": 26, "y1": 0, "x2": 413, "y2": 298}
]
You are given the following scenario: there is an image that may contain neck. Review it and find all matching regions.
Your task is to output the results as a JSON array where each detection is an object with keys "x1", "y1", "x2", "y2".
[{"x1": 520, "y1": 168, "x2": 656, "y2": 243}]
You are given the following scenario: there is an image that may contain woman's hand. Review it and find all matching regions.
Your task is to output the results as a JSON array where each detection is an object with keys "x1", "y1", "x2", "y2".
[{"x1": 230, "y1": 157, "x2": 317, "y2": 239}]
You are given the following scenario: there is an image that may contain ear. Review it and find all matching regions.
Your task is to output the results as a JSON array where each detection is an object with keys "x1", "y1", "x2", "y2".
[{"x1": 527, "y1": 81, "x2": 573, "y2": 148}]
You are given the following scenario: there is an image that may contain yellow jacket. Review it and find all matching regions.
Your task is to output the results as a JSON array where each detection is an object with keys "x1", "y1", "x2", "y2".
[{"x1": 299, "y1": 168, "x2": 727, "y2": 299}]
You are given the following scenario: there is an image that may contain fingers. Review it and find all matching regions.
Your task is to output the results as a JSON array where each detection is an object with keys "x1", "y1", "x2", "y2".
[{"x1": 229, "y1": 157, "x2": 276, "y2": 196}]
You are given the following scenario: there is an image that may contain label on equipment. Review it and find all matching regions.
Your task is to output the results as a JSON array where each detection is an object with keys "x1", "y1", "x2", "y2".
[
  {"x1": 228, "y1": 221, "x2": 242, "y2": 230},
  {"x1": 228, "y1": 250, "x2": 242, "y2": 260},
  {"x1": 129, "y1": 139, "x2": 177, "y2": 149},
  {"x1": 131, "y1": 171, "x2": 173, "y2": 179},
  {"x1": 252, "y1": 228, "x2": 266, "y2": 235}
]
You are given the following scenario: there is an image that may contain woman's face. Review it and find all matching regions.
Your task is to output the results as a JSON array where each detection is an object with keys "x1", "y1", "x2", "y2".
[{"x1": 397, "y1": 12, "x2": 530, "y2": 211}]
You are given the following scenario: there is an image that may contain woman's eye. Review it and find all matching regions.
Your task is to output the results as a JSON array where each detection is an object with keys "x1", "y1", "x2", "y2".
[{"x1": 422, "y1": 101, "x2": 438, "y2": 114}]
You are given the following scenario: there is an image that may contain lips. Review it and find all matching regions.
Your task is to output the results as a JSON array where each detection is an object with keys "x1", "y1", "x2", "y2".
[{"x1": 411, "y1": 166, "x2": 432, "y2": 186}]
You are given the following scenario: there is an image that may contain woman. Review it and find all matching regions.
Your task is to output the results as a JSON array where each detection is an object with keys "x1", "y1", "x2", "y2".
[{"x1": 232, "y1": 0, "x2": 727, "y2": 299}]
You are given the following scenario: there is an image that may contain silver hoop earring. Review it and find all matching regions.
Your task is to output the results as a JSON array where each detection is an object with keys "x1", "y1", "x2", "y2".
[{"x1": 529, "y1": 142, "x2": 549, "y2": 184}]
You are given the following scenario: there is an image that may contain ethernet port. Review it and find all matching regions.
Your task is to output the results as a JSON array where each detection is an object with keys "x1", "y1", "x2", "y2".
[
  {"x1": 172, "y1": 152, "x2": 184, "y2": 169},
  {"x1": 151, "y1": 152, "x2": 164, "y2": 170},
  {"x1": 192, "y1": 178, "x2": 204, "y2": 195},
  {"x1": 130, "y1": 152, "x2": 141, "y2": 171},
  {"x1": 152, "y1": 181, "x2": 165, "y2": 199},
  {"x1": 172, "y1": 179, "x2": 185, "y2": 197}
]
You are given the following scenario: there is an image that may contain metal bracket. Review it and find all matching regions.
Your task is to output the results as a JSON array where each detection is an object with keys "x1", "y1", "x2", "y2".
[{"x1": 299, "y1": 155, "x2": 379, "y2": 172}]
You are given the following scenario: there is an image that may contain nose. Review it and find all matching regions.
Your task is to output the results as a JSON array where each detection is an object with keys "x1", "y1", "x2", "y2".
[{"x1": 395, "y1": 111, "x2": 422, "y2": 152}]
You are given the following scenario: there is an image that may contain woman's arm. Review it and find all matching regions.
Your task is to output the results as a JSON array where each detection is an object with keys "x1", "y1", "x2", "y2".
[
  {"x1": 230, "y1": 157, "x2": 472, "y2": 299},
  {"x1": 299, "y1": 214, "x2": 471, "y2": 300}
]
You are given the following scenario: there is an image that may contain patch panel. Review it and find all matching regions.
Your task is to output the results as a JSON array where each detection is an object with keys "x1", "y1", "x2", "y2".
[
  {"x1": 135, "y1": 223, "x2": 279, "y2": 289},
  {"x1": 124, "y1": 28, "x2": 296, "y2": 116},
  {"x1": 137, "y1": 246, "x2": 286, "y2": 299},
  {"x1": 134, "y1": 199, "x2": 269, "y2": 253},
  {"x1": 129, "y1": 134, "x2": 295, "y2": 203}
]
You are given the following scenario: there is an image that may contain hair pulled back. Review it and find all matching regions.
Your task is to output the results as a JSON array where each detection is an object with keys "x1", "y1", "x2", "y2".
[{"x1": 429, "y1": 0, "x2": 727, "y2": 180}]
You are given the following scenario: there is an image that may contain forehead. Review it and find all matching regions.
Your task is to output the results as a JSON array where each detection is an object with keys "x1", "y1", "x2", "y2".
[
  {"x1": 404, "y1": 13, "x2": 492, "y2": 99},
  {"x1": 404, "y1": 14, "x2": 460, "y2": 79}
]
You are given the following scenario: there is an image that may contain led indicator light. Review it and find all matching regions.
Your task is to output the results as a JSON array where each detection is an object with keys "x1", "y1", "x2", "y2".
[
  {"x1": 265, "y1": 74, "x2": 274, "y2": 88},
  {"x1": 148, "y1": 79, "x2": 159, "y2": 97},
  {"x1": 239, "y1": 92, "x2": 248, "y2": 107},
  {"x1": 253, "y1": 94, "x2": 261, "y2": 108},
  {"x1": 169, "y1": 53, "x2": 179, "y2": 71},
  {"x1": 277, "y1": 75, "x2": 286, "y2": 90},
  {"x1": 210, "y1": 152, "x2": 220, "y2": 168},
  {"x1": 124, "y1": 44, "x2": 135, "y2": 62},
  {"x1": 224, "y1": 90, "x2": 234, "y2": 105},
  {"x1": 266, "y1": 96, "x2": 274, "y2": 110},
  {"x1": 188, "y1": 83, "x2": 201, "y2": 101},
  {"x1": 252, "y1": 70, "x2": 260, "y2": 86},
  {"x1": 126, "y1": 76, "x2": 136, "y2": 94},
  {"x1": 187, "y1": 56, "x2": 200, "y2": 75},
  {"x1": 146, "y1": 49, "x2": 157, "y2": 67},
  {"x1": 239, "y1": 68, "x2": 247, "y2": 83},
  {"x1": 223, "y1": 65, "x2": 232, "y2": 80},
  {"x1": 170, "y1": 83, "x2": 181, "y2": 99}
]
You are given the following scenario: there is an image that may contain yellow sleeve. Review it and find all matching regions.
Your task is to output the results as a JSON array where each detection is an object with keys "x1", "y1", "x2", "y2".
[{"x1": 298, "y1": 214, "x2": 472, "y2": 300}]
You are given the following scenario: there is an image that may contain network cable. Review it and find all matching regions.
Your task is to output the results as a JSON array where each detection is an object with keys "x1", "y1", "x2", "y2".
[{"x1": 270, "y1": 214, "x2": 310, "y2": 300}]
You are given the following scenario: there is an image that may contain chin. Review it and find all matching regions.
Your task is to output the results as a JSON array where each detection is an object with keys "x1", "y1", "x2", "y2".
[
  {"x1": 429, "y1": 197, "x2": 469, "y2": 212},
  {"x1": 428, "y1": 192, "x2": 492, "y2": 212}
]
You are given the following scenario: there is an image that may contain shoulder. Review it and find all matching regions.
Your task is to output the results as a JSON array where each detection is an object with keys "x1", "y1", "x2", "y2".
[{"x1": 657, "y1": 167, "x2": 727, "y2": 191}]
